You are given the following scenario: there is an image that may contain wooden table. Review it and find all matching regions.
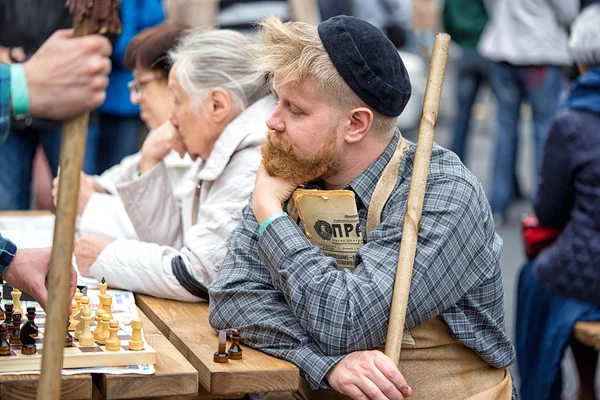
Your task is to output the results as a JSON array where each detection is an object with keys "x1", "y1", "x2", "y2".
[
  {"x1": 136, "y1": 295, "x2": 300, "y2": 396},
  {"x1": 0, "y1": 307, "x2": 198, "y2": 400},
  {"x1": 0, "y1": 211, "x2": 199, "y2": 399},
  {"x1": 1, "y1": 210, "x2": 299, "y2": 398}
]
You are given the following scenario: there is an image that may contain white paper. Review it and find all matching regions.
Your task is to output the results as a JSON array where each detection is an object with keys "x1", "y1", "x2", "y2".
[{"x1": 0, "y1": 215, "x2": 55, "y2": 249}]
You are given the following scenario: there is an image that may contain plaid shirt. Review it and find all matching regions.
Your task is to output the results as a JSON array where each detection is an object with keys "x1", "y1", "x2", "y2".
[
  {"x1": 209, "y1": 133, "x2": 516, "y2": 393},
  {"x1": 0, "y1": 64, "x2": 10, "y2": 144},
  {"x1": 0, "y1": 233, "x2": 17, "y2": 275}
]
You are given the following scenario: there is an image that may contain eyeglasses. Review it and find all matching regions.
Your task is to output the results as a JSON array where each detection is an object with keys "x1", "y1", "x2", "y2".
[{"x1": 127, "y1": 77, "x2": 159, "y2": 99}]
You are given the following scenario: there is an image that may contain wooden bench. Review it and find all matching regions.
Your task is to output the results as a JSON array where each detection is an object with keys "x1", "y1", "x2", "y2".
[{"x1": 135, "y1": 294, "x2": 300, "y2": 397}]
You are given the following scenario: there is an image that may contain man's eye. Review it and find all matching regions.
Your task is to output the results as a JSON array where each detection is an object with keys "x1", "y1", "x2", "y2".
[{"x1": 289, "y1": 106, "x2": 303, "y2": 116}]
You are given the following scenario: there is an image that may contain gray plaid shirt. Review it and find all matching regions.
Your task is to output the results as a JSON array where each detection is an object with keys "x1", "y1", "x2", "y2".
[{"x1": 209, "y1": 133, "x2": 516, "y2": 392}]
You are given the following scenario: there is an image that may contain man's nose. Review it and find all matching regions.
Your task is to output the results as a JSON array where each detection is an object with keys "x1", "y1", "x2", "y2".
[{"x1": 266, "y1": 109, "x2": 285, "y2": 132}]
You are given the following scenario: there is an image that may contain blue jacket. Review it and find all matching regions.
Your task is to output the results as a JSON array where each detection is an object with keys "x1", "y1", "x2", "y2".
[
  {"x1": 99, "y1": 0, "x2": 165, "y2": 116},
  {"x1": 533, "y1": 67, "x2": 600, "y2": 307}
]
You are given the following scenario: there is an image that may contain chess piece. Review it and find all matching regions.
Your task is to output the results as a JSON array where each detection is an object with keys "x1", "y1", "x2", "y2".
[
  {"x1": 10, "y1": 312, "x2": 21, "y2": 344},
  {"x1": 20, "y1": 320, "x2": 37, "y2": 355},
  {"x1": 65, "y1": 320, "x2": 73, "y2": 347},
  {"x1": 4, "y1": 304, "x2": 13, "y2": 331},
  {"x1": 68, "y1": 299, "x2": 78, "y2": 331},
  {"x1": 105, "y1": 319, "x2": 121, "y2": 351},
  {"x1": 26, "y1": 307, "x2": 38, "y2": 337},
  {"x1": 0, "y1": 302, "x2": 4, "y2": 322},
  {"x1": 98, "y1": 313, "x2": 111, "y2": 345},
  {"x1": 93, "y1": 309, "x2": 105, "y2": 341},
  {"x1": 74, "y1": 296, "x2": 90, "y2": 340},
  {"x1": 99, "y1": 277, "x2": 108, "y2": 299},
  {"x1": 0, "y1": 323, "x2": 10, "y2": 356},
  {"x1": 228, "y1": 329, "x2": 243, "y2": 360},
  {"x1": 101, "y1": 295, "x2": 112, "y2": 317},
  {"x1": 73, "y1": 291, "x2": 83, "y2": 314},
  {"x1": 11, "y1": 288, "x2": 22, "y2": 315},
  {"x1": 213, "y1": 330, "x2": 229, "y2": 363},
  {"x1": 78, "y1": 306, "x2": 95, "y2": 346},
  {"x1": 128, "y1": 319, "x2": 144, "y2": 351}
]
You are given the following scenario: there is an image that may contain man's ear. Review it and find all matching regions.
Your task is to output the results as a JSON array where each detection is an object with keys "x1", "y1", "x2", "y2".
[
  {"x1": 344, "y1": 107, "x2": 373, "y2": 143},
  {"x1": 207, "y1": 87, "x2": 232, "y2": 123}
]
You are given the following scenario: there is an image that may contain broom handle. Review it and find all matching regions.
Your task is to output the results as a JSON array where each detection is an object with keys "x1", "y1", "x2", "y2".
[{"x1": 384, "y1": 33, "x2": 451, "y2": 366}]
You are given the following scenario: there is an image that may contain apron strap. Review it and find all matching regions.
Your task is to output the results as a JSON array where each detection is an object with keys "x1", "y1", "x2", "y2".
[{"x1": 366, "y1": 133, "x2": 409, "y2": 238}]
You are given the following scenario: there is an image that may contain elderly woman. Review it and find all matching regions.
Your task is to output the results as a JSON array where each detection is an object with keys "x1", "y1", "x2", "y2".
[
  {"x1": 53, "y1": 24, "x2": 193, "y2": 240},
  {"x1": 516, "y1": 5, "x2": 600, "y2": 400},
  {"x1": 74, "y1": 28, "x2": 274, "y2": 301}
]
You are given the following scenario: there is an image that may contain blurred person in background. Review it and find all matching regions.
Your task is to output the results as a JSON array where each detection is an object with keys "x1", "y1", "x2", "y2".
[
  {"x1": 351, "y1": 0, "x2": 412, "y2": 48},
  {"x1": 515, "y1": 5, "x2": 600, "y2": 400},
  {"x1": 0, "y1": 0, "x2": 100, "y2": 210},
  {"x1": 442, "y1": 0, "x2": 491, "y2": 164},
  {"x1": 165, "y1": 0, "x2": 323, "y2": 32},
  {"x1": 96, "y1": 0, "x2": 165, "y2": 174},
  {"x1": 53, "y1": 24, "x2": 192, "y2": 240},
  {"x1": 73, "y1": 29, "x2": 275, "y2": 302},
  {"x1": 478, "y1": 0, "x2": 579, "y2": 225}
]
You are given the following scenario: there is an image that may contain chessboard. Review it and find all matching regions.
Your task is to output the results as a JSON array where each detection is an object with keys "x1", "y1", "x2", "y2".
[{"x1": 0, "y1": 305, "x2": 157, "y2": 373}]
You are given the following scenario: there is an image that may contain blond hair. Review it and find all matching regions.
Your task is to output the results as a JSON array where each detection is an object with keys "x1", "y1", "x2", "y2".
[{"x1": 251, "y1": 17, "x2": 398, "y2": 136}]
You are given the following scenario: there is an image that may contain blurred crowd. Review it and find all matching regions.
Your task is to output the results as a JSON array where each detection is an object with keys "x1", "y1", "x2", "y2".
[{"x1": 1, "y1": 0, "x2": 600, "y2": 399}]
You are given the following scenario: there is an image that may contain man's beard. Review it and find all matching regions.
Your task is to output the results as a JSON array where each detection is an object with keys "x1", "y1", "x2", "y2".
[{"x1": 261, "y1": 129, "x2": 343, "y2": 186}]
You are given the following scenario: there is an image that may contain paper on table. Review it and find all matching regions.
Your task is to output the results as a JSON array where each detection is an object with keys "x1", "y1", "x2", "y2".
[
  {"x1": 0, "y1": 215, "x2": 55, "y2": 248},
  {"x1": 0, "y1": 214, "x2": 100, "y2": 288}
]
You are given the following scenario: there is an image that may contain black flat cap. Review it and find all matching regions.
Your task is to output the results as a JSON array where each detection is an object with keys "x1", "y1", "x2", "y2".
[{"x1": 317, "y1": 15, "x2": 411, "y2": 117}]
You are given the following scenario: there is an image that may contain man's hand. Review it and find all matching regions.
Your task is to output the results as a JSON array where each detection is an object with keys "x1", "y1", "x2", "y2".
[
  {"x1": 252, "y1": 163, "x2": 298, "y2": 224},
  {"x1": 23, "y1": 29, "x2": 112, "y2": 120},
  {"x1": 326, "y1": 350, "x2": 412, "y2": 400},
  {"x1": 52, "y1": 171, "x2": 108, "y2": 215},
  {"x1": 74, "y1": 234, "x2": 114, "y2": 277},
  {"x1": 139, "y1": 121, "x2": 186, "y2": 174},
  {"x1": 3, "y1": 247, "x2": 77, "y2": 310}
]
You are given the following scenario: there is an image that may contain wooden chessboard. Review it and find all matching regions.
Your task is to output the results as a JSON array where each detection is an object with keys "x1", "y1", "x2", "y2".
[{"x1": 0, "y1": 307, "x2": 156, "y2": 373}]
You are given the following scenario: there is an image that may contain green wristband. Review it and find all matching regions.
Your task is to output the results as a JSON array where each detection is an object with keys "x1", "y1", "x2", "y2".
[
  {"x1": 9, "y1": 64, "x2": 30, "y2": 118},
  {"x1": 258, "y1": 211, "x2": 287, "y2": 236}
]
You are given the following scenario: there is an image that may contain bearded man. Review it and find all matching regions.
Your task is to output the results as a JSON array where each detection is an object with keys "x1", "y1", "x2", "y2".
[{"x1": 209, "y1": 15, "x2": 517, "y2": 400}]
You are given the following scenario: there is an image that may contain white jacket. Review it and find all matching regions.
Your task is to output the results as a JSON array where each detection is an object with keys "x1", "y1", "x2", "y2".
[
  {"x1": 89, "y1": 96, "x2": 276, "y2": 302},
  {"x1": 479, "y1": 0, "x2": 579, "y2": 66},
  {"x1": 80, "y1": 135, "x2": 194, "y2": 240}
]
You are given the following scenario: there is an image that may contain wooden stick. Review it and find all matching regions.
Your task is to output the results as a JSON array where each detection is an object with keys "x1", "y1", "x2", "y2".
[
  {"x1": 384, "y1": 33, "x2": 451, "y2": 366},
  {"x1": 288, "y1": 0, "x2": 321, "y2": 24},
  {"x1": 36, "y1": 32, "x2": 90, "y2": 400},
  {"x1": 37, "y1": 2, "x2": 120, "y2": 398}
]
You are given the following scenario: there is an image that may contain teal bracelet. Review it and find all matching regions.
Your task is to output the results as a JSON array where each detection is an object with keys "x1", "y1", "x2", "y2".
[
  {"x1": 258, "y1": 211, "x2": 287, "y2": 236},
  {"x1": 9, "y1": 64, "x2": 30, "y2": 118}
]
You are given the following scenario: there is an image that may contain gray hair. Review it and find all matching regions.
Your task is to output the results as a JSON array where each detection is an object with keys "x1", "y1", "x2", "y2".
[
  {"x1": 169, "y1": 29, "x2": 268, "y2": 111},
  {"x1": 569, "y1": 4, "x2": 600, "y2": 69}
]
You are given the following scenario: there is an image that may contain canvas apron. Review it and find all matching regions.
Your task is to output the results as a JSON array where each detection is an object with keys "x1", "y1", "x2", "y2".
[{"x1": 268, "y1": 136, "x2": 513, "y2": 400}]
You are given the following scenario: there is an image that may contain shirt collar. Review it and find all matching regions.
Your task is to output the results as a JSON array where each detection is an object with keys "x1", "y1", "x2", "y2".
[{"x1": 348, "y1": 131, "x2": 399, "y2": 209}]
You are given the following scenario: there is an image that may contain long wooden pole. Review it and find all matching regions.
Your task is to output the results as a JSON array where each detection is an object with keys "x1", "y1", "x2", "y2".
[
  {"x1": 37, "y1": 2, "x2": 120, "y2": 397},
  {"x1": 36, "y1": 25, "x2": 91, "y2": 400},
  {"x1": 384, "y1": 33, "x2": 451, "y2": 366},
  {"x1": 288, "y1": 0, "x2": 321, "y2": 24}
]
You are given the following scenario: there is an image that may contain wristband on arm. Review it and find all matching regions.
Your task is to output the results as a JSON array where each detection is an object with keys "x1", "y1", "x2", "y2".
[
  {"x1": 258, "y1": 211, "x2": 288, "y2": 236},
  {"x1": 9, "y1": 63, "x2": 30, "y2": 118}
]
